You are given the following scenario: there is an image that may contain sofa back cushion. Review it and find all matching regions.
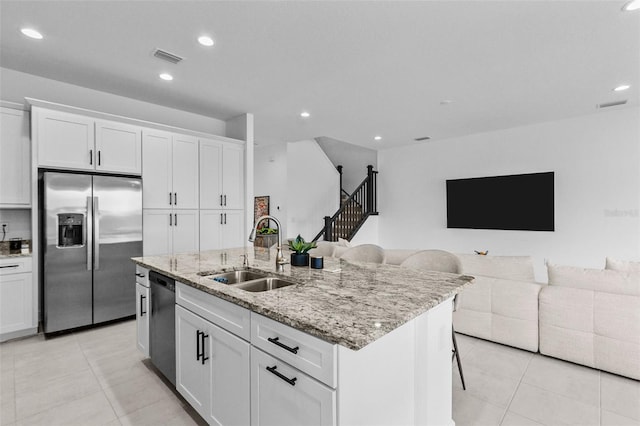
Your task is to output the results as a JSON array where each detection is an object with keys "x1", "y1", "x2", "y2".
[
  {"x1": 605, "y1": 257, "x2": 640, "y2": 273},
  {"x1": 456, "y1": 254, "x2": 535, "y2": 281},
  {"x1": 547, "y1": 263, "x2": 640, "y2": 296}
]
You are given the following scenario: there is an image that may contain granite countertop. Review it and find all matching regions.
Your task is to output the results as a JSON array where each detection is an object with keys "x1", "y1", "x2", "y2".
[{"x1": 132, "y1": 247, "x2": 475, "y2": 351}]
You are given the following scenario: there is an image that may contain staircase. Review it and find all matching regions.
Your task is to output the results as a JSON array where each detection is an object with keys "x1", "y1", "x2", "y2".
[{"x1": 313, "y1": 165, "x2": 378, "y2": 242}]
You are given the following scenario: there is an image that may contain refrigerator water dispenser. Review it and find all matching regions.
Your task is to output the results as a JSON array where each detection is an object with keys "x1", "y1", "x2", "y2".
[{"x1": 57, "y1": 213, "x2": 84, "y2": 247}]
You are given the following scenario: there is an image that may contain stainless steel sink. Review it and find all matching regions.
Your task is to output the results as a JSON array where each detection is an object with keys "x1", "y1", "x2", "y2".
[
  {"x1": 231, "y1": 277, "x2": 296, "y2": 292},
  {"x1": 206, "y1": 270, "x2": 268, "y2": 284}
]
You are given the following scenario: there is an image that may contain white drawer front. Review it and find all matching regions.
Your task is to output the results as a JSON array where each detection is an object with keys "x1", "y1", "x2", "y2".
[
  {"x1": 176, "y1": 281, "x2": 251, "y2": 341},
  {"x1": 0, "y1": 257, "x2": 32, "y2": 275},
  {"x1": 135, "y1": 265, "x2": 149, "y2": 287},
  {"x1": 251, "y1": 313, "x2": 337, "y2": 388}
]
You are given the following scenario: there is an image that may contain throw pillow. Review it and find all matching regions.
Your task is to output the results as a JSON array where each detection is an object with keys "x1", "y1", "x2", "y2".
[
  {"x1": 605, "y1": 257, "x2": 640, "y2": 273},
  {"x1": 547, "y1": 263, "x2": 640, "y2": 296}
]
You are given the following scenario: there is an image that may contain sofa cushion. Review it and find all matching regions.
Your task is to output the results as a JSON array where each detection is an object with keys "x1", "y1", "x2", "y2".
[
  {"x1": 547, "y1": 263, "x2": 640, "y2": 296},
  {"x1": 605, "y1": 257, "x2": 640, "y2": 273},
  {"x1": 456, "y1": 254, "x2": 535, "y2": 281}
]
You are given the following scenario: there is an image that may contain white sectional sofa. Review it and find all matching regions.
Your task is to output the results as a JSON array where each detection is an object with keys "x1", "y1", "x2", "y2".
[
  {"x1": 539, "y1": 260, "x2": 640, "y2": 380},
  {"x1": 311, "y1": 241, "x2": 640, "y2": 380}
]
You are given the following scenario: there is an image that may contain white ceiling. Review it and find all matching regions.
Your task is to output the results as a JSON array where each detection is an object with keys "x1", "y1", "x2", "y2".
[{"x1": 1, "y1": 1, "x2": 638, "y2": 149}]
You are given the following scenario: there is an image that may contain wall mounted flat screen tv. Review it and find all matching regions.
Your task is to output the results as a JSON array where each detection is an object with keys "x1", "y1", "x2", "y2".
[{"x1": 446, "y1": 172, "x2": 554, "y2": 231}]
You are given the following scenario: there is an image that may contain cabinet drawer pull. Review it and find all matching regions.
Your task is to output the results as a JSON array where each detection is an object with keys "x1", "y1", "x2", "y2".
[
  {"x1": 135, "y1": 272, "x2": 146, "y2": 278},
  {"x1": 0, "y1": 265, "x2": 20, "y2": 269},
  {"x1": 140, "y1": 294, "x2": 146, "y2": 316},
  {"x1": 267, "y1": 337, "x2": 299, "y2": 354},
  {"x1": 196, "y1": 330, "x2": 202, "y2": 362},
  {"x1": 201, "y1": 332, "x2": 209, "y2": 365},
  {"x1": 266, "y1": 365, "x2": 297, "y2": 386}
]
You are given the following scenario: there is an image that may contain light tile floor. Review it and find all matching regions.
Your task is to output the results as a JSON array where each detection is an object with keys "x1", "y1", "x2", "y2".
[{"x1": 1, "y1": 320, "x2": 638, "y2": 426}]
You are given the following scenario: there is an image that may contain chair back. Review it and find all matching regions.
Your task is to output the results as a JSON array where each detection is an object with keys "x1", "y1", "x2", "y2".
[
  {"x1": 339, "y1": 244, "x2": 385, "y2": 264},
  {"x1": 400, "y1": 249, "x2": 462, "y2": 274}
]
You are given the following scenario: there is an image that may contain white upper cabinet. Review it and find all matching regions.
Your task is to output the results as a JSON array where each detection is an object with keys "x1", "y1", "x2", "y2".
[
  {"x1": 95, "y1": 120, "x2": 142, "y2": 175},
  {"x1": 0, "y1": 106, "x2": 31, "y2": 207},
  {"x1": 35, "y1": 108, "x2": 94, "y2": 171},
  {"x1": 142, "y1": 130, "x2": 198, "y2": 209},
  {"x1": 34, "y1": 107, "x2": 142, "y2": 175},
  {"x1": 199, "y1": 138, "x2": 244, "y2": 210}
]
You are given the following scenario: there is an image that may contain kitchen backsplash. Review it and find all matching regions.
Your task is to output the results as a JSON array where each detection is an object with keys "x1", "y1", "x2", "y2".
[{"x1": 0, "y1": 208, "x2": 32, "y2": 241}]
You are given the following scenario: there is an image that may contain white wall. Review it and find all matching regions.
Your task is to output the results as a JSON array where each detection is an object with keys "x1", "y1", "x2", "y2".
[
  {"x1": 316, "y1": 136, "x2": 378, "y2": 194},
  {"x1": 254, "y1": 143, "x2": 288, "y2": 236},
  {"x1": 1, "y1": 67, "x2": 226, "y2": 135},
  {"x1": 378, "y1": 107, "x2": 640, "y2": 281},
  {"x1": 286, "y1": 140, "x2": 340, "y2": 241}
]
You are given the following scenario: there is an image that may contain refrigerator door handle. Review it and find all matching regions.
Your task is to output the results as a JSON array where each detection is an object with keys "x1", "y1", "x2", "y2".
[
  {"x1": 94, "y1": 197, "x2": 100, "y2": 270},
  {"x1": 86, "y1": 196, "x2": 93, "y2": 271}
]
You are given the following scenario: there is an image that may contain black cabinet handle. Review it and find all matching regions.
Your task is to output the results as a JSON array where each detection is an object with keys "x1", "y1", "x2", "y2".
[
  {"x1": 169, "y1": 213, "x2": 172, "y2": 226},
  {"x1": 223, "y1": 195, "x2": 226, "y2": 206},
  {"x1": 98, "y1": 150, "x2": 101, "y2": 166},
  {"x1": 0, "y1": 265, "x2": 19, "y2": 269},
  {"x1": 266, "y1": 365, "x2": 297, "y2": 386},
  {"x1": 267, "y1": 337, "x2": 299, "y2": 354},
  {"x1": 174, "y1": 213, "x2": 178, "y2": 227},
  {"x1": 220, "y1": 194, "x2": 223, "y2": 206},
  {"x1": 196, "y1": 330, "x2": 202, "y2": 362},
  {"x1": 174, "y1": 192, "x2": 177, "y2": 205},
  {"x1": 224, "y1": 213, "x2": 227, "y2": 225},
  {"x1": 135, "y1": 272, "x2": 146, "y2": 278},
  {"x1": 140, "y1": 295, "x2": 146, "y2": 316},
  {"x1": 220, "y1": 213, "x2": 223, "y2": 225},
  {"x1": 201, "y1": 332, "x2": 209, "y2": 365},
  {"x1": 89, "y1": 149, "x2": 93, "y2": 165},
  {"x1": 169, "y1": 192, "x2": 172, "y2": 205}
]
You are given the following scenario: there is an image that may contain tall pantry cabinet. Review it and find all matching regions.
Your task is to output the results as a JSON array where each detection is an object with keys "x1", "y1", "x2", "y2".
[
  {"x1": 142, "y1": 132, "x2": 245, "y2": 256},
  {"x1": 199, "y1": 139, "x2": 245, "y2": 251}
]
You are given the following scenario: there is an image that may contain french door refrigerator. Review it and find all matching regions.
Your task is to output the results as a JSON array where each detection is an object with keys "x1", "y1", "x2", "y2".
[{"x1": 41, "y1": 171, "x2": 142, "y2": 333}]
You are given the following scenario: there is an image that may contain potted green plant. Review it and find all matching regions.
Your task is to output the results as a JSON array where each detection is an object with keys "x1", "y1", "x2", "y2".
[{"x1": 288, "y1": 234, "x2": 317, "y2": 267}]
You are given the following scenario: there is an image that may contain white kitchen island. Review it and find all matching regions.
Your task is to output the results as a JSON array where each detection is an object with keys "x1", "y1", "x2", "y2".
[{"x1": 133, "y1": 248, "x2": 474, "y2": 426}]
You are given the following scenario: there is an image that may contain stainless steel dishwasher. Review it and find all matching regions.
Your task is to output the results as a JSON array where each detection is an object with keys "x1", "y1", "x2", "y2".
[{"x1": 149, "y1": 270, "x2": 176, "y2": 386}]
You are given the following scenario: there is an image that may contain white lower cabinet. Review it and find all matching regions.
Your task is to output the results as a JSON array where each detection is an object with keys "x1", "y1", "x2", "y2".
[
  {"x1": 200, "y1": 210, "x2": 244, "y2": 251},
  {"x1": 176, "y1": 305, "x2": 250, "y2": 426},
  {"x1": 143, "y1": 209, "x2": 199, "y2": 256},
  {"x1": 135, "y1": 283, "x2": 150, "y2": 356},
  {"x1": 135, "y1": 266, "x2": 150, "y2": 356},
  {"x1": 0, "y1": 257, "x2": 35, "y2": 342},
  {"x1": 250, "y1": 346, "x2": 336, "y2": 426}
]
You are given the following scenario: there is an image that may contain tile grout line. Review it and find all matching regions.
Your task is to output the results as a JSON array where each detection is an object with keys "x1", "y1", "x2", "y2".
[
  {"x1": 75, "y1": 329, "x2": 122, "y2": 423},
  {"x1": 498, "y1": 352, "x2": 535, "y2": 425}
]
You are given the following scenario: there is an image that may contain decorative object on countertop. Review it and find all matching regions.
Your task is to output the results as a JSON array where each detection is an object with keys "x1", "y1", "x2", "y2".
[
  {"x1": 474, "y1": 250, "x2": 489, "y2": 255},
  {"x1": 253, "y1": 196, "x2": 270, "y2": 230},
  {"x1": 310, "y1": 255, "x2": 324, "y2": 269},
  {"x1": 288, "y1": 234, "x2": 317, "y2": 267},
  {"x1": 9, "y1": 238, "x2": 22, "y2": 254},
  {"x1": 0, "y1": 239, "x2": 31, "y2": 256}
]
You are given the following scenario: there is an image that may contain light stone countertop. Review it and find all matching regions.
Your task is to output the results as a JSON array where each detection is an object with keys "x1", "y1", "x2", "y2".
[{"x1": 132, "y1": 247, "x2": 475, "y2": 351}]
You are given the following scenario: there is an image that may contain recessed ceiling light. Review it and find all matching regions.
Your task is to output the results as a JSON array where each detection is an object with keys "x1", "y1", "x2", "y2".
[
  {"x1": 613, "y1": 84, "x2": 630, "y2": 92},
  {"x1": 198, "y1": 35, "x2": 214, "y2": 47},
  {"x1": 622, "y1": 0, "x2": 640, "y2": 11},
  {"x1": 159, "y1": 73, "x2": 173, "y2": 81},
  {"x1": 300, "y1": 111, "x2": 310, "y2": 118},
  {"x1": 20, "y1": 28, "x2": 43, "y2": 39},
  {"x1": 374, "y1": 136, "x2": 382, "y2": 141}
]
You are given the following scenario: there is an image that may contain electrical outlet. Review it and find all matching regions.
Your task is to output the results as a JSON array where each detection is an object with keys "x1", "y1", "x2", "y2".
[{"x1": 1, "y1": 223, "x2": 8, "y2": 234}]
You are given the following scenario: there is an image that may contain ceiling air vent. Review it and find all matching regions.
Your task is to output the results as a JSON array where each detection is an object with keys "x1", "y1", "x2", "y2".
[
  {"x1": 414, "y1": 136, "x2": 431, "y2": 141},
  {"x1": 153, "y1": 48, "x2": 183, "y2": 64},
  {"x1": 597, "y1": 100, "x2": 627, "y2": 109}
]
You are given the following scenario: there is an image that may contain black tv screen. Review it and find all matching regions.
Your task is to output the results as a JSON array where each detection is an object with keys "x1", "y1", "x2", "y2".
[{"x1": 446, "y1": 172, "x2": 554, "y2": 231}]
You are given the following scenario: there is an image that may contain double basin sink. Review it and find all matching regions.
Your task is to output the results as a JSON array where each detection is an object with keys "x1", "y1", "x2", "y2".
[{"x1": 197, "y1": 269, "x2": 295, "y2": 292}]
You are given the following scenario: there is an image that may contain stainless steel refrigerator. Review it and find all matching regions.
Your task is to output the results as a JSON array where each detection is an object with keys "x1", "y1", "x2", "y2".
[{"x1": 41, "y1": 171, "x2": 142, "y2": 333}]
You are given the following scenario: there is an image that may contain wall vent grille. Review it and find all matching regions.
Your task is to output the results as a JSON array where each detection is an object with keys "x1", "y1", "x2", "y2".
[
  {"x1": 597, "y1": 100, "x2": 627, "y2": 109},
  {"x1": 153, "y1": 49, "x2": 183, "y2": 64}
]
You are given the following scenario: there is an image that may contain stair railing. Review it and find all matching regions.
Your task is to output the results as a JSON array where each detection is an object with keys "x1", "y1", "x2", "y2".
[{"x1": 312, "y1": 165, "x2": 378, "y2": 242}]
